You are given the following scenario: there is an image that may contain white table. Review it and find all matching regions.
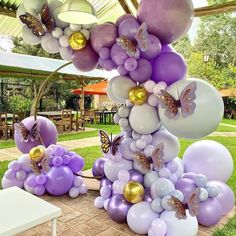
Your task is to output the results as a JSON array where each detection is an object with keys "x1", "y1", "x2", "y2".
[{"x1": 0, "y1": 187, "x2": 62, "y2": 236}]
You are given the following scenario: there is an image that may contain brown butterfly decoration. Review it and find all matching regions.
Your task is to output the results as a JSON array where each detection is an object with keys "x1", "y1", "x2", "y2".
[
  {"x1": 31, "y1": 155, "x2": 50, "y2": 175},
  {"x1": 167, "y1": 188, "x2": 201, "y2": 220},
  {"x1": 20, "y1": 4, "x2": 54, "y2": 37},
  {"x1": 99, "y1": 130, "x2": 123, "y2": 156},
  {"x1": 116, "y1": 36, "x2": 139, "y2": 57},
  {"x1": 134, "y1": 143, "x2": 165, "y2": 172}
]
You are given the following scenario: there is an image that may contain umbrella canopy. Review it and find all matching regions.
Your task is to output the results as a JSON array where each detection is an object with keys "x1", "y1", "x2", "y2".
[{"x1": 72, "y1": 80, "x2": 108, "y2": 95}]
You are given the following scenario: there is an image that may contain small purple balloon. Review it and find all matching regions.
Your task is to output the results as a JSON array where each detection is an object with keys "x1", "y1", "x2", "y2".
[
  {"x1": 35, "y1": 174, "x2": 47, "y2": 185},
  {"x1": 34, "y1": 185, "x2": 46, "y2": 196},
  {"x1": 54, "y1": 146, "x2": 64, "y2": 156},
  {"x1": 111, "y1": 43, "x2": 128, "y2": 66},
  {"x1": 175, "y1": 178, "x2": 196, "y2": 204},
  {"x1": 144, "y1": 188, "x2": 153, "y2": 202},
  {"x1": 2, "y1": 177, "x2": 24, "y2": 189},
  {"x1": 26, "y1": 175, "x2": 37, "y2": 188},
  {"x1": 128, "y1": 169, "x2": 144, "y2": 184},
  {"x1": 52, "y1": 156, "x2": 63, "y2": 167},
  {"x1": 130, "y1": 58, "x2": 152, "y2": 83},
  {"x1": 116, "y1": 14, "x2": 137, "y2": 27},
  {"x1": 118, "y1": 18, "x2": 140, "y2": 40},
  {"x1": 45, "y1": 166, "x2": 74, "y2": 196},
  {"x1": 124, "y1": 58, "x2": 138, "y2": 72},
  {"x1": 151, "y1": 52, "x2": 187, "y2": 85},
  {"x1": 5, "y1": 169, "x2": 16, "y2": 180},
  {"x1": 161, "y1": 44, "x2": 176, "y2": 53},
  {"x1": 107, "y1": 194, "x2": 132, "y2": 223},
  {"x1": 92, "y1": 158, "x2": 106, "y2": 178},
  {"x1": 100, "y1": 178, "x2": 113, "y2": 190},
  {"x1": 103, "y1": 59, "x2": 116, "y2": 71},
  {"x1": 68, "y1": 156, "x2": 84, "y2": 173},
  {"x1": 117, "y1": 65, "x2": 128, "y2": 76},
  {"x1": 197, "y1": 198, "x2": 223, "y2": 227},
  {"x1": 182, "y1": 172, "x2": 197, "y2": 180},
  {"x1": 99, "y1": 47, "x2": 111, "y2": 60}
]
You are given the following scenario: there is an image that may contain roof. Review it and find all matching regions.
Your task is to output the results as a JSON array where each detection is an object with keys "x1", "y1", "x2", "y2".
[
  {"x1": 72, "y1": 80, "x2": 108, "y2": 95},
  {"x1": 0, "y1": 52, "x2": 118, "y2": 80}
]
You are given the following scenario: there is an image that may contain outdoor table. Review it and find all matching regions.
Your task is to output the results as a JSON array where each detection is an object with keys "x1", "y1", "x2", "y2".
[
  {"x1": 0, "y1": 187, "x2": 61, "y2": 236},
  {"x1": 38, "y1": 111, "x2": 77, "y2": 120},
  {"x1": 95, "y1": 111, "x2": 116, "y2": 124}
]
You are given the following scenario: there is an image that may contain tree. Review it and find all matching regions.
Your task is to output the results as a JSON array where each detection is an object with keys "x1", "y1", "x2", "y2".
[{"x1": 173, "y1": 36, "x2": 193, "y2": 59}]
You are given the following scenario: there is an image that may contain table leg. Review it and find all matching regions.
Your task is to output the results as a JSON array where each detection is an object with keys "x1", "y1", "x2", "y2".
[{"x1": 51, "y1": 218, "x2": 57, "y2": 236}]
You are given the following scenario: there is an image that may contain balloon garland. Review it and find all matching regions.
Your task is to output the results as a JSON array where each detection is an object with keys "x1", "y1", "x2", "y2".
[{"x1": 2, "y1": 0, "x2": 234, "y2": 235}]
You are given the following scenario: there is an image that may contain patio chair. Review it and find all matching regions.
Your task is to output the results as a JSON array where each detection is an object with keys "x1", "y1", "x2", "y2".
[
  {"x1": 72, "y1": 110, "x2": 85, "y2": 131},
  {"x1": 0, "y1": 112, "x2": 8, "y2": 140},
  {"x1": 55, "y1": 110, "x2": 72, "y2": 133},
  {"x1": 7, "y1": 112, "x2": 25, "y2": 139}
]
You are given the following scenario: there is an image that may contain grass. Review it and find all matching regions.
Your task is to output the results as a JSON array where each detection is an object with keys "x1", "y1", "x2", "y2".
[
  {"x1": 216, "y1": 125, "x2": 236, "y2": 132},
  {"x1": 213, "y1": 216, "x2": 236, "y2": 236},
  {"x1": 222, "y1": 119, "x2": 236, "y2": 126}
]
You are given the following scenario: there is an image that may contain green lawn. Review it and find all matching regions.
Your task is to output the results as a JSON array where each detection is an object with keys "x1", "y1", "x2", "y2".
[
  {"x1": 216, "y1": 124, "x2": 236, "y2": 132},
  {"x1": 222, "y1": 119, "x2": 236, "y2": 126}
]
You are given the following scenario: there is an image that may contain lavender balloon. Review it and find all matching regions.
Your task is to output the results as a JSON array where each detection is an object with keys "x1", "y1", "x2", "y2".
[
  {"x1": 100, "y1": 178, "x2": 113, "y2": 190},
  {"x1": 118, "y1": 18, "x2": 140, "y2": 40},
  {"x1": 2, "y1": 177, "x2": 24, "y2": 189},
  {"x1": 138, "y1": 0, "x2": 194, "y2": 44},
  {"x1": 151, "y1": 52, "x2": 187, "y2": 85},
  {"x1": 119, "y1": 138, "x2": 135, "y2": 161},
  {"x1": 111, "y1": 43, "x2": 128, "y2": 66},
  {"x1": 116, "y1": 14, "x2": 137, "y2": 27},
  {"x1": 92, "y1": 158, "x2": 106, "y2": 178},
  {"x1": 144, "y1": 188, "x2": 153, "y2": 202},
  {"x1": 161, "y1": 44, "x2": 176, "y2": 53},
  {"x1": 68, "y1": 156, "x2": 84, "y2": 173},
  {"x1": 14, "y1": 116, "x2": 58, "y2": 154},
  {"x1": 107, "y1": 194, "x2": 132, "y2": 223},
  {"x1": 128, "y1": 169, "x2": 144, "y2": 184}
]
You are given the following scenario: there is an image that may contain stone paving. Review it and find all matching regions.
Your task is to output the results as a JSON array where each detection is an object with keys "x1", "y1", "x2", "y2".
[{"x1": 16, "y1": 170, "x2": 235, "y2": 236}]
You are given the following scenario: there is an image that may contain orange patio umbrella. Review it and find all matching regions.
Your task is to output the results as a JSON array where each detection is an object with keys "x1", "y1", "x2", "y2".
[{"x1": 72, "y1": 80, "x2": 108, "y2": 95}]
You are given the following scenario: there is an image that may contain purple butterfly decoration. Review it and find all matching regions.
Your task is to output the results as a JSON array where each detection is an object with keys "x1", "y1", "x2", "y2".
[
  {"x1": 14, "y1": 121, "x2": 40, "y2": 142},
  {"x1": 135, "y1": 23, "x2": 149, "y2": 52},
  {"x1": 158, "y1": 82, "x2": 197, "y2": 119}
]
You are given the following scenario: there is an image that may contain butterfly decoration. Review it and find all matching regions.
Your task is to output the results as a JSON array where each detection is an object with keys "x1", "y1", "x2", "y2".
[
  {"x1": 134, "y1": 143, "x2": 165, "y2": 172},
  {"x1": 99, "y1": 130, "x2": 123, "y2": 156},
  {"x1": 20, "y1": 4, "x2": 54, "y2": 37},
  {"x1": 167, "y1": 188, "x2": 201, "y2": 220},
  {"x1": 14, "y1": 121, "x2": 40, "y2": 143},
  {"x1": 116, "y1": 23, "x2": 149, "y2": 57},
  {"x1": 31, "y1": 154, "x2": 50, "y2": 175},
  {"x1": 158, "y1": 82, "x2": 197, "y2": 119}
]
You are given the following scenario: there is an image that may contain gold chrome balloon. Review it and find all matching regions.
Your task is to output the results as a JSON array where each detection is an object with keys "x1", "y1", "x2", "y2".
[
  {"x1": 29, "y1": 146, "x2": 45, "y2": 162},
  {"x1": 129, "y1": 86, "x2": 148, "y2": 105},
  {"x1": 124, "y1": 181, "x2": 145, "y2": 204},
  {"x1": 69, "y1": 32, "x2": 87, "y2": 50}
]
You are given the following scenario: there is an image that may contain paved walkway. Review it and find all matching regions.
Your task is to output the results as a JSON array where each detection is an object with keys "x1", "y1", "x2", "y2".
[
  {"x1": 220, "y1": 123, "x2": 236, "y2": 128},
  {"x1": 16, "y1": 170, "x2": 235, "y2": 236}
]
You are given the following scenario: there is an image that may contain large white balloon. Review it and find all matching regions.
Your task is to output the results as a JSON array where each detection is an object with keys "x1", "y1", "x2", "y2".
[
  {"x1": 151, "y1": 129, "x2": 180, "y2": 162},
  {"x1": 104, "y1": 158, "x2": 133, "y2": 182},
  {"x1": 53, "y1": 7, "x2": 69, "y2": 29},
  {"x1": 127, "y1": 202, "x2": 159, "y2": 234},
  {"x1": 160, "y1": 211, "x2": 198, "y2": 236},
  {"x1": 41, "y1": 34, "x2": 60, "y2": 54},
  {"x1": 22, "y1": 26, "x2": 40, "y2": 45},
  {"x1": 183, "y1": 140, "x2": 233, "y2": 182},
  {"x1": 158, "y1": 78, "x2": 224, "y2": 139},
  {"x1": 129, "y1": 104, "x2": 161, "y2": 135},
  {"x1": 111, "y1": 76, "x2": 136, "y2": 102},
  {"x1": 23, "y1": 0, "x2": 47, "y2": 14}
]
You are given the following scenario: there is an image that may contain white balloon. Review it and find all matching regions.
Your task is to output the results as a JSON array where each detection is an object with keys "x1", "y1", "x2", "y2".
[
  {"x1": 52, "y1": 27, "x2": 64, "y2": 39},
  {"x1": 150, "y1": 178, "x2": 175, "y2": 198},
  {"x1": 160, "y1": 211, "x2": 198, "y2": 236},
  {"x1": 111, "y1": 76, "x2": 136, "y2": 102},
  {"x1": 94, "y1": 196, "x2": 105, "y2": 209},
  {"x1": 59, "y1": 47, "x2": 73, "y2": 61},
  {"x1": 59, "y1": 35, "x2": 69, "y2": 47},
  {"x1": 23, "y1": 0, "x2": 47, "y2": 14},
  {"x1": 158, "y1": 78, "x2": 224, "y2": 139},
  {"x1": 53, "y1": 7, "x2": 69, "y2": 29},
  {"x1": 118, "y1": 106, "x2": 130, "y2": 118},
  {"x1": 136, "y1": 138, "x2": 147, "y2": 149},
  {"x1": 127, "y1": 202, "x2": 159, "y2": 234},
  {"x1": 48, "y1": 0, "x2": 62, "y2": 13},
  {"x1": 107, "y1": 80, "x2": 125, "y2": 104},
  {"x1": 70, "y1": 24, "x2": 82, "y2": 32},
  {"x1": 69, "y1": 187, "x2": 80, "y2": 198},
  {"x1": 82, "y1": 24, "x2": 93, "y2": 29},
  {"x1": 22, "y1": 26, "x2": 40, "y2": 45},
  {"x1": 41, "y1": 34, "x2": 60, "y2": 54},
  {"x1": 104, "y1": 158, "x2": 133, "y2": 182},
  {"x1": 144, "y1": 80, "x2": 156, "y2": 93},
  {"x1": 119, "y1": 138, "x2": 135, "y2": 161},
  {"x1": 64, "y1": 27, "x2": 73, "y2": 37},
  {"x1": 129, "y1": 104, "x2": 161, "y2": 135},
  {"x1": 80, "y1": 29, "x2": 90, "y2": 40},
  {"x1": 133, "y1": 161, "x2": 148, "y2": 174},
  {"x1": 151, "y1": 130, "x2": 180, "y2": 162},
  {"x1": 144, "y1": 171, "x2": 159, "y2": 188}
]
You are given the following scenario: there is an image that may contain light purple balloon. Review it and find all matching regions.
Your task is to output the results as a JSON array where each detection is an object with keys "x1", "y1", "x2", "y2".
[
  {"x1": 72, "y1": 42, "x2": 99, "y2": 72},
  {"x1": 5, "y1": 169, "x2": 16, "y2": 180},
  {"x1": 59, "y1": 46, "x2": 73, "y2": 61},
  {"x1": 45, "y1": 166, "x2": 74, "y2": 196},
  {"x1": 14, "y1": 116, "x2": 58, "y2": 154},
  {"x1": 100, "y1": 186, "x2": 112, "y2": 199},
  {"x1": 99, "y1": 47, "x2": 111, "y2": 60},
  {"x1": 18, "y1": 154, "x2": 32, "y2": 172},
  {"x1": 130, "y1": 58, "x2": 152, "y2": 83},
  {"x1": 124, "y1": 58, "x2": 138, "y2": 72},
  {"x1": 52, "y1": 156, "x2": 63, "y2": 167},
  {"x1": 92, "y1": 158, "x2": 106, "y2": 178},
  {"x1": 103, "y1": 59, "x2": 116, "y2": 71},
  {"x1": 144, "y1": 188, "x2": 152, "y2": 202},
  {"x1": 34, "y1": 185, "x2": 46, "y2": 196},
  {"x1": 94, "y1": 196, "x2": 105, "y2": 209},
  {"x1": 137, "y1": 0, "x2": 194, "y2": 44},
  {"x1": 107, "y1": 194, "x2": 132, "y2": 223},
  {"x1": 208, "y1": 181, "x2": 235, "y2": 215},
  {"x1": 128, "y1": 169, "x2": 144, "y2": 184},
  {"x1": 1, "y1": 177, "x2": 24, "y2": 189},
  {"x1": 16, "y1": 170, "x2": 27, "y2": 181},
  {"x1": 151, "y1": 52, "x2": 187, "y2": 85},
  {"x1": 35, "y1": 174, "x2": 47, "y2": 185},
  {"x1": 119, "y1": 138, "x2": 135, "y2": 160},
  {"x1": 41, "y1": 34, "x2": 60, "y2": 54},
  {"x1": 26, "y1": 175, "x2": 37, "y2": 188},
  {"x1": 62, "y1": 155, "x2": 71, "y2": 165},
  {"x1": 100, "y1": 178, "x2": 113, "y2": 190},
  {"x1": 182, "y1": 172, "x2": 197, "y2": 180},
  {"x1": 79, "y1": 183, "x2": 88, "y2": 194},
  {"x1": 68, "y1": 156, "x2": 84, "y2": 173},
  {"x1": 118, "y1": 18, "x2": 140, "y2": 40},
  {"x1": 117, "y1": 65, "x2": 128, "y2": 75},
  {"x1": 161, "y1": 44, "x2": 176, "y2": 53},
  {"x1": 111, "y1": 43, "x2": 128, "y2": 66},
  {"x1": 116, "y1": 14, "x2": 137, "y2": 27},
  {"x1": 8, "y1": 160, "x2": 21, "y2": 171},
  {"x1": 197, "y1": 198, "x2": 223, "y2": 227},
  {"x1": 91, "y1": 23, "x2": 118, "y2": 53},
  {"x1": 175, "y1": 178, "x2": 196, "y2": 204},
  {"x1": 141, "y1": 34, "x2": 161, "y2": 60}
]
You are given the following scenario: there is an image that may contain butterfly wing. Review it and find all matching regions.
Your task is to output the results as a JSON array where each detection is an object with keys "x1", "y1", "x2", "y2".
[
  {"x1": 134, "y1": 152, "x2": 152, "y2": 172},
  {"x1": 180, "y1": 82, "x2": 197, "y2": 118},
  {"x1": 159, "y1": 90, "x2": 180, "y2": 119},
  {"x1": 135, "y1": 23, "x2": 149, "y2": 52},
  {"x1": 187, "y1": 188, "x2": 201, "y2": 217},
  {"x1": 111, "y1": 135, "x2": 123, "y2": 155},
  {"x1": 116, "y1": 36, "x2": 139, "y2": 58},
  {"x1": 20, "y1": 13, "x2": 46, "y2": 37},
  {"x1": 14, "y1": 122, "x2": 29, "y2": 142},
  {"x1": 40, "y1": 4, "x2": 54, "y2": 33},
  {"x1": 151, "y1": 143, "x2": 165, "y2": 170},
  {"x1": 99, "y1": 130, "x2": 111, "y2": 154},
  {"x1": 29, "y1": 122, "x2": 40, "y2": 142},
  {"x1": 168, "y1": 196, "x2": 187, "y2": 220}
]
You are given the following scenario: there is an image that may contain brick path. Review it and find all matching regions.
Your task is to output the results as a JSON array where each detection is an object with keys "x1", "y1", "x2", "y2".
[{"x1": 16, "y1": 170, "x2": 235, "y2": 236}]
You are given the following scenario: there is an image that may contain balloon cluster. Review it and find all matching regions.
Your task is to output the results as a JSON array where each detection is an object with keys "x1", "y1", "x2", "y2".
[{"x1": 2, "y1": 116, "x2": 87, "y2": 198}]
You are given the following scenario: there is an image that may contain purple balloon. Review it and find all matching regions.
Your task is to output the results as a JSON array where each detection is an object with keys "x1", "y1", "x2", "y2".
[
  {"x1": 45, "y1": 166, "x2": 74, "y2": 196},
  {"x1": 118, "y1": 18, "x2": 140, "y2": 40},
  {"x1": 144, "y1": 188, "x2": 153, "y2": 202},
  {"x1": 100, "y1": 178, "x2": 113, "y2": 190},
  {"x1": 151, "y1": 52, "x2": 187, "y2": 85},
  {"x1": 103, "y1": 59, "x2": 116, "y2": 71},
  {"x1": 130, "y1": 58, "x2": 152, "y2": 83},
  {"x1": 54, "y1": 146, "x2": 64, "y2": 156},
  {"x1": 34, "y1": 185, "x2": 46, "y2": 196},
  {"x1": 141, "y1": 34, "x2": 161, "y2": 60},
  {"x1": 182, "y1": 172, "x2": 197, "y2": 180},
  {"x1": 99, "y1": 47, "x2": 111, "y2": 60},
  {"x1": 52, "y1": 156, "x2": 63, "y2": 167},
  {"x1": 14, "y1": 116, "x2": 58, "y2": 154},
  {"x1": 111, "y1": 43, "x2": 128, "y2": 66},
  {"x1": 175, "y1": 178, "x2": 196, "y2": 204},
  {"x1": 208, "y1": 181, "x2": 235, "y2": 215},
  {"x1": 107, "y1": 194, "x2": 132, "y2": 223},
  {"x1": 1, "y1": 177, "x2": 24, "y2": 189},
  {"x1": 124, "y1": 58, "x2": 138, "y2": 72},
  {"x1": 26, "y1": 175, "x2": 37, "y2": 188},
  {"x1": 161, "y1": 44, "x2": 176, "y2": 53},
  {"x1": 137, "y1": 0, "x2": 194, "y2": 44},
  {"x1": 68, "y1": 156, "x2": 84, "y2": 173},
  {"x1": 117, "y1": 65, "x2": 128, "y2": 76},
  {"x1": 5, "y1": 169, "x2": 16, "y2": 180},
  {"x1": 92, "y1": 158, "x2": 106, "y2": 178},
  {"x1": 72, "y1": 42, "x2": 99, "y2": 72},
  {"x1": 35, "y1": 174, "x2": 47, "y2": 185},
  {"x1": 116, "y1": 14, "x2": 137, "y2": 27},
  {"x1": 197, "y1": 198, "x2": 223, "y2": 227},
  {"x1": 129, "y1": 169, "x2": 144, "y2": 184},
  {"x1": 91, "y1": 23, "x2": 118, "y2": 53}
]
